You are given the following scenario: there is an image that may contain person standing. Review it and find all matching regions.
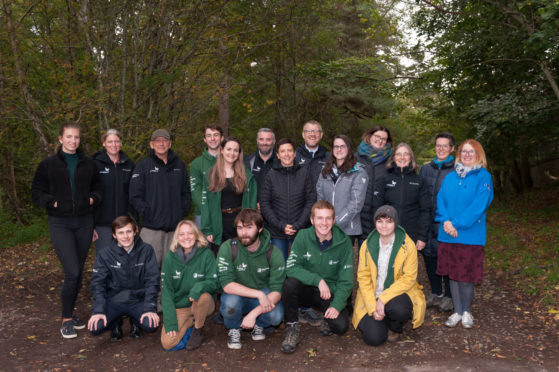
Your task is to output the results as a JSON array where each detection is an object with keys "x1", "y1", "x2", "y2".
[
  {"x1": 436, "y1": 139, "x2": 494, "y2": 329},
  {"x1": 295, "y1": 120, "x2": 330, "y2": 184},
  {"x1": 190, "y1": 124, "x2": 223, "y2": 228},
  {"x1": 244, "y1": 128, "x2": 279, "y2": 206},
  {"x1": 129, "y1": 129, "x2": 191, "y2": 267},
  {"x1": 419, "y1": 132, "x2": 455, "y2": 312},
  {"x1": 92, "y1": 129, "x2": 136, "y2": 252},
  {"x1": 31, "y1": 123, "x2": 102, "y2": 339}
]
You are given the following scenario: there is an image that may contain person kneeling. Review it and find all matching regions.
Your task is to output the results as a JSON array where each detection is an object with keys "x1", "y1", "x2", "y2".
[
  {"x1": 281, "y1": 201, "x2": 354, "y2": 353},
  {"x1": 217, "y1": 209, "x2": 285, "y2": 350},
  {"x1": 160, "y1": 220, "x2": 219, "y2": 351},
  {"x1": 352, "y1": 206, "x2": 426, "y2": 346},
  {"x1": 88, "y1": 216, "x2": 160, "y2": 340}
]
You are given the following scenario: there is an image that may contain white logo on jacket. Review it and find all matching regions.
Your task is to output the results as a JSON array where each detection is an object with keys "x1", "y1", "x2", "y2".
[
  {"x1": 110, "y1": 261, "x2": 122, "y2": 269},
  {"x1": 193, "y1": 273, "x2": 205, "y2": 278},
  {"x1": 304, "y1": 252, "x2": 312, "y2": 260},
  {"x1": 257, "y1": 267, "x2": 269, "y2": 273},
  {"x1": 387, "y1": 180, "x2": 397, "y2": 187},
  {"x1": 172, "y1": 270, "x2": 181, "y2": 279},
  {"x1": 100, "y1": 167, "x2": 110, "y2": 174},
  {"x1": 237, "y1": 262, "x2": 248, "y2": 271},
  {"x1": 150, "y1": 166, "x2": 159, "y2": 173},
  {"x1": 328, "y1": 260, "x2": 339, "y2": 265}
]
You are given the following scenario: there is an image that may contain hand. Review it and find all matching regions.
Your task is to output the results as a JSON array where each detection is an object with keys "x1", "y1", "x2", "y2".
[
  {"x1": 241, "y1": 313, "x2": 257, "y2": 329},
  {"x1": 140, "y1": 312, "x2": 160, "y2": 328},
  {"x1": 317, "y1": 279, "x2": 331, "y2": 300},
  {"x1": 284, "y1": 224, "x2": 296, "y2": 236},
  {"x1": 373, "y1": 298, "x2": 385, "y2": 321},
  {"x1": 166, "y1": 330, "x2": 177, "y2": 338},
  {"x1": 257, "y1": 202, "x2": 261, "y2": 212},
  {"x1": 206, "y1": 235, "x2": 214, "y2": 243},
  {"x1": 416, "y1": 240, "x2": 426, "y2": 251},
  {"x1": 258, "y1": 291, "x2": 274, "y2": 313},
  {"x1": 89, "y1": 197, "x2": 94, "y2": 205},
  {"x1": 53, "y1": 201, "x2": 58, "y2": 208},
  {"x1": 443, "y1": 221, "x2": 458, "y2": 238},
  {"x1": 324, "y1": 307, "x2": 339, "y2": 319},
  {"x1": 87, "y1": 314, "x2": 107, "y2": 331},
  {"x1": 189, "y1": 297, "x2": 195, "y2": 302},
  {"x1": 92, "y1": 229, "x2": 99, "y2": 242}
]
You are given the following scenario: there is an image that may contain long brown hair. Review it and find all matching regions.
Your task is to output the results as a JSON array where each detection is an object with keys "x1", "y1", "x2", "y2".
[
  {"x1": 208, "y1": 137, "x2": 247, "y2": 193},
  {"x1": 321, "y1": 135, "x2": 357, "y2": 178}
]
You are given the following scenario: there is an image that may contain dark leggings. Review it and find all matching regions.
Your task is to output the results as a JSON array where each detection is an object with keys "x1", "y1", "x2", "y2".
[
  {"x1": 358, "y1": 293, "x2": 413, "y2": 346},
  {"x1": 49, "y1": 214, "x2": 94, "y2": 318},
  {"x1": 422, "y1": 254, "x2": 451, "y2": 297}
]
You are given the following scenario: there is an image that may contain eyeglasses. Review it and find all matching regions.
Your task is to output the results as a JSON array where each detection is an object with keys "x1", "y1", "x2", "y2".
[
  {"x1": 303, "y1": 129, "x2": 322, "y2": 135},
  {"x1": 395, "y1": 152, "x2": 411, "y2": 158},
  {"x1": 372, "y1": 134, "x2": 388, "y2": 142},
  {"x1": 333, "y1": 145, "x2": 347, "y2": 150},
  {"x1": 461, "y1": 150, "x2": 475, "y2": 155},
  {"x1": 435, "y1": 144, "x2": 451, "y2": 149}
]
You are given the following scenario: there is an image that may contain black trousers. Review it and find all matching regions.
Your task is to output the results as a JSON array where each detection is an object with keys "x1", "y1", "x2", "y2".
[
  {"x1": 358, "y1": 293, "x2": 413, "y2": 346},
  {"x1": 49, "y1": 214, "x2": 94, "y2": 318},
  {"x1": 282, "y1": 277, "x2": 349, "y2": 335}
]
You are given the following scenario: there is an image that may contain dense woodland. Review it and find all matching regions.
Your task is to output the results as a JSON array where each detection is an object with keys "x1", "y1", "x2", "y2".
[{"x1": 1, "y1": 0, "x2": 558, "y2": 224}]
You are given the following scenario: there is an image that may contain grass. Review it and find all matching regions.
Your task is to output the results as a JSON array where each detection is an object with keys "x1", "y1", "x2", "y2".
[{"x1": 0, "y1": 209, "x2": 49, "y2": 248}]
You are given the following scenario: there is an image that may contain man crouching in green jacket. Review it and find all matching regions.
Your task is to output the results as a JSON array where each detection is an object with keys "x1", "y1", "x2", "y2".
[{"x1": 281, "y1": 200, "x2": 354, "y2": 353}]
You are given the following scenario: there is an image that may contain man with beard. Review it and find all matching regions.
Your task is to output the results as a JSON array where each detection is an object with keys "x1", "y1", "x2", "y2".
[
  {"x1": 190, "y1": 124, "x2": 224, "y2": 227},
  {"x1": 243, "y1": 128, "x2": 279, "y2": 207},
  {"x1": 217, "y1": 208, "x2": 286, "y2": 349}
]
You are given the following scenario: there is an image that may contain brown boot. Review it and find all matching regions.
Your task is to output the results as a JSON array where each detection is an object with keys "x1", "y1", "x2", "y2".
[
  {"x1": 185, "y1": 327, "x2": 204, "y2": 351},
  {"x1": 387, "y1": 329, "x2": 400, "y2": 342}
]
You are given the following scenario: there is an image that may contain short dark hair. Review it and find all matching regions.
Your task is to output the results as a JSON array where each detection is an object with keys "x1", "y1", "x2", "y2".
[
  {"x1": 435, "y1": 132, "x2": 455, "y2": 147},
  {"x1": 111, "y1": 215, "x2": 139, "y2": 234},
  {"x1": 276, "y1": 138, "x2": 296, "y2": 152},
  {"x1": 234, "y1": 208, "x2": 264, "y2": 231},
  {"x1": 204, "y1": 123, "x2": 224, "y2": 136}
]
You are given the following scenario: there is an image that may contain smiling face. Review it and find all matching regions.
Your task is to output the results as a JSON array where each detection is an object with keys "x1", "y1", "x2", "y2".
[
  {"x1": 59, "y1": 128, "x2": 80, "y2": 154},
  {"x1": 369, "y1": 130, "x2": 388, "y2": 150},
  {"x1": 222, "y1": 140, "x2": 240, "y2": 166},
  {"x1": 257, "y1": 131, "x2": 275, "y2": 156},
  {"x1": 394, "y1": 146, "x2": 411, "y2": 168},
  {"x1": 103, "y1": 134, "x2": 122, "y2": 158},
  {"x1": 435, "y1": 137, "x2": 454, "y2": 162},
  {"x1": 375, "y1": 217, "x2": 396, "y2": 239},
  {"x1": 460, "y1": 143, "x2": 477, "y2": 167},
  {"x1": 177, "y1": 223, "x2": 196, "y2": 251},
  {"x1": 332, "y1": 138, "x2": 348, "y2": 164},
  {"x1": 310, "y1": 207, "x2": 335, "y2": 240},
  {"x1": 204, "y1": 128, "x2": 223, "y2": 152},
  {"x1": 113, "y1": 223, "x2": 136, "y2": 251},
  {"x1": 277, "y1": 143, "x2": 296, "y2": 167},
  {"x1": 150, "y1": 137, "x2": 171, "y2": 159},
  {"x1": 302, "y1": 123, "x2": 323, "y2": 149}
]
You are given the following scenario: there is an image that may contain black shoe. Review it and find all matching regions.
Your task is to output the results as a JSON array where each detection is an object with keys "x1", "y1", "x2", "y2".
[
  {"x1": 185, "y1": 327, "x2": 204, "y2": 351},
  {"x1": 71, "y1": 315, "x2": 86, "y2": 330},
  {"x1": 212, "y1": 312, "x2": 224, "y2": 325},
  {"x1": 60, "y1": 320, "x2": 77, "y2": 339},
  {"x1": 319, "y1": 319, "x2": 333, "y2": 337},
  {"x1": 110, "y1": 322, "x2": 123, "y2": 341},
  {"x1": 130, "y1": 322, "x2": 143, "y2": 339}
]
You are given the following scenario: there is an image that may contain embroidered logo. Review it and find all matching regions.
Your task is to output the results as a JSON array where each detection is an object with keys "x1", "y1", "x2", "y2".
[
  {"x1": 253, "y1": 166, "x2": 261, "y2": 172},
  {"x1": 100, "y1": 167, "x2": 110, "y2": 174},
  {"x1": 362, "y1": 177, "x2": 367, "y2": 183},
  {"x1": 132, "y1": 173, "x2": 139, "y2": 178},
  {"x1": 172, "y1": 270, "x2": 181, "y2": 279},
  {"x1": 149, "y1": 166, "x2": 159, "y2": 173},
  {"x1": 303, "y1": 252, "x2": 312, "y2": 260},
  {"x1": 328, "y1": 260, "x2": 339, "y2": 265},
  {"x1": 409, "y1": 182, "x2": 420, "y2": 186},
  {"x1": 257, "y1": 267, "x2": 270, "y2": 273},
  {"x1": 387, "y1": 180, "x2": 397, "y2": 187},
  {"x1": 237, "y1": 262, "x2": 248, "y2": 271},
  {"x1": 110, "y1": 261, "x2": 122, "y2": 269},
  {"x1": 193, "y1": 272, "x2": 205, "y2": 278},
  {"x1": 122, "y1": 168, "x2": 131, "y2": 172}
]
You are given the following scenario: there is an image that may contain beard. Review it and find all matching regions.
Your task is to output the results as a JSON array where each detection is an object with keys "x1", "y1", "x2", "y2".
[{"x1": 239, "y1": 232, "x2": 259, "y2": 247}]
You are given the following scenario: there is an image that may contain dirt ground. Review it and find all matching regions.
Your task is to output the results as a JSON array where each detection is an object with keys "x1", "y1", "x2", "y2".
[{"x1": 1, "y1": 240, "x2": 558, "y2": 372}]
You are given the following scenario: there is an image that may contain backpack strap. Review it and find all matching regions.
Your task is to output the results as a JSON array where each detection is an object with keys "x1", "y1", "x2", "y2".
[{"x1": 230, "y1": 238, "x2": 239, "y2": 262}]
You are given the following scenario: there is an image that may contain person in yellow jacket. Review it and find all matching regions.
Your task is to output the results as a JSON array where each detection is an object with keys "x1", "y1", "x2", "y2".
[{"x1": 352, "y1": 205, "x2": 426, "y2": 346}]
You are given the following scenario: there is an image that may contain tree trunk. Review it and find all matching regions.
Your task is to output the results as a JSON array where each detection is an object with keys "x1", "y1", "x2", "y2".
[
  {"x1": 3, "y1": 146, "x2": 24, "y2": 224},
  {"x1": 218, "y1": 75, "x2": 230, "y2": 136}
]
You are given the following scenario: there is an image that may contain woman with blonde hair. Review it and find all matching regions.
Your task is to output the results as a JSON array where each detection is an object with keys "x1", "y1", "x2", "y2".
[
  {"x1": 201, "y1": 137, "x2": 257, "y2": 247},
  {"x1": 436, "y1": 139, "x2": 493, "y2": 329},
  {"x1": 160, "y1": 220, "x2": 219, "y2": 351}
]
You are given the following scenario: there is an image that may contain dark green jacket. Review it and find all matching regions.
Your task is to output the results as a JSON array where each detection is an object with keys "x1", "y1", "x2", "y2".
[
  {"x1": 190, "y1": 150, "x2": 217, "y2": 216},
  {"x1": 201, "y1": 169, "x2": 258, "y2": 245},
  {"x1": 160, "y1": 246, "x2": 219, "y2": 332},
  {"x1": 217, "y1": 229, "x2": 286, "y2": 293},
  {"x1": 286, "y1": 224, "x2": 354, "y2": 311}
]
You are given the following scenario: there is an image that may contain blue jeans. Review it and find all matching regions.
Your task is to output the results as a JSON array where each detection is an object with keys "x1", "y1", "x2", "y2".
[
  {"x1": 91, "y1": 297, "x2": 158, "y2": 336},
  {"x1": 220, "y1": 289, "x2": 284, "y2": 329},
  {"x1": 270, "y1": 238, "x2": 294, "y2": 261}
]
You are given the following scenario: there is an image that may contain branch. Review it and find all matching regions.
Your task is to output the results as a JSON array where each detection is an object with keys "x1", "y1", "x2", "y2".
[
  {"x1": 418, "y1": 0, "x2": 462, "y2": 15},
  {"x1": 16, "y1": 0, "x2": 42, "y2": 30}
]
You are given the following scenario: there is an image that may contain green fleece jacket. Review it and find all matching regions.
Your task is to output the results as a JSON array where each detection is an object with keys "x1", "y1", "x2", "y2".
[
  {"x1": 286, "y1": 224, "x2": 354, "y2": 311},
  {"x1": 160, "y1": 246, "x2": 219, "y2": 333},
  {"x1": 201, "y1": 169, "x2": 258, "y2": 245},
  {"x1": 217, "y1": 229, "x2": 286, "y2": 293},
  {"x1": 190, "y1": 150, "x2": 217, "y2": 216}
]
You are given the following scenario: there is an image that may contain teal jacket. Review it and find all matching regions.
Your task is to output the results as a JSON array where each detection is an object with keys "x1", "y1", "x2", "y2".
[
  {"x1": 201, "y1": 169, "x2": 258, "y2": 245},
  {"x1": 217, "y1": 229, "x2": 286, "y2": 293},
  {"x1": 160, "y1": 246, "x2": 219, "y2": 333},
  {"x1": 190, "y1": 150, "x2": 217, "y2": 215},
  {"x1": 286, "y1": 224, "x2": 354, "y2": 311}
]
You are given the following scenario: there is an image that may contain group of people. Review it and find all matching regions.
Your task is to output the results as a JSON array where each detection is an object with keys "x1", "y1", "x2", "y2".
[{"x1": 30, "y1": 120, "x2": 494, "y2": 353}]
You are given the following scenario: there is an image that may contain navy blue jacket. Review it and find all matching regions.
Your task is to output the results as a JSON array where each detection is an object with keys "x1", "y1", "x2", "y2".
[
  {"x1": 295, "y1": 144, "x2": 330, "y2": 185},
  {"x1": 357, "y1": 154, "x2": 389, "y2": 240}
]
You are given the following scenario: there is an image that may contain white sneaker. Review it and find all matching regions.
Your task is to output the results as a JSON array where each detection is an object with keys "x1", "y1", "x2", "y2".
[
  {"x1": 445, "y1": 313, "x2": 462, "y2": 328},
  {"x1": 227, "y1": 328, "x2": 242, "y2": 349},
  {"x1": 461, "y1": 311, "x2": 474, "y2": 329},
  {"x1": 251, "y1": 325, "x2": 265, "y2": 341}
]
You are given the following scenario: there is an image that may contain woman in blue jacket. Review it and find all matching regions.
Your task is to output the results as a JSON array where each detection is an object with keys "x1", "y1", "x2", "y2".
[{"x1": 436, "y1": 139, "x2": 494, "y2": 329}]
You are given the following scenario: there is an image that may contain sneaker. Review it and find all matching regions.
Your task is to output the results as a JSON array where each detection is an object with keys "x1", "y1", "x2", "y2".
[
  {"x1": 251, "y1": 325, "x2": 265, "y2": 341},
  {"x1": 71, "y1": 315, "x2": 86, "y2": 330},
  {"x1": 461, "y1": 311, "x2": 474, "y2": 329},
  {"x1": 281, "y1": 322, "x2": 301, "y2": 354},
  {"x1": 319, "y1": 319, "x2": 332, "y2": 337},
  {"x1": 299, "y1": 308, "x2": 321, "y2": 327},
  {"x1": 387, "y1": 329, "x2": 400, "y2": 342},
  {"x1": 60, "y1": 320, "x2": 77, "y2": 339},
  {"x1": 186, "y1": 327, "x2": 204, "y2": 350},
  {"x1": 227, "y1": 328, "x2": 242, "y2": 349},
  {"x1": 438, "y1": 296, "x2": 454, "y2": 312},
  {"x1": 444, "y1": 313, "x2": 462, "y2": 328},
  {"x1": 426, "y1": 293, "x2": 442, "y2": 308}
]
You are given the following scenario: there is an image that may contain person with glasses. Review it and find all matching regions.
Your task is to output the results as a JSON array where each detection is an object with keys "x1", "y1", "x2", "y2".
[
  {"x1": 357, "y1": 126, "x2": 393, "y2": 242},
  {"x1": 436, "y1": 140, "x2": 493, "y2": 329},
  {"x1": 373, "y1": 143, "x2": 431, "y2": 256},
  {"x1": 418, "y1": 132, "x2": 456, "y2": 312},
  {"x1": 295, "y1": 120, "x2": 330, "y2": 183}
]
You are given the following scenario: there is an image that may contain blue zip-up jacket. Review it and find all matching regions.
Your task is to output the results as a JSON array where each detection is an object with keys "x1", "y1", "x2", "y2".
[{"x1": 436, "y1": 168, "x2": 494, "y2": 246}]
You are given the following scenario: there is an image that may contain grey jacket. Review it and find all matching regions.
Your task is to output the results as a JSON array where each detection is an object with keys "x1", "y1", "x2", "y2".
[{"x1": 316, "y1": 162, "x2": 369, "y2": 236}]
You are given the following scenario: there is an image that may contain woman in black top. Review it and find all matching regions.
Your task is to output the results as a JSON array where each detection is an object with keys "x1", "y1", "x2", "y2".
[{"x1": 31, "y1": 123, "x2": 102, "y2": 339}]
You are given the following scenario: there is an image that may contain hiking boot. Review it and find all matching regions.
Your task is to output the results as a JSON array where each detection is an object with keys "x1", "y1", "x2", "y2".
[
  {"x1": 110, "y1": 321, "x2": 123, "y2": 342},
  {"x1": 461, "y1": 311, "x2": 474, "y2": 329},
  {"x1": 130, "y1": 322, "x2": 143, "y2": 339},
  {"x1": 281, "y1": 322, "x2": 300, "y2": 354},
  {"x1": 319, "y1": 319, "x2": 332, "y2": 337},
  {"x1": 71, "y1": 315, "x2": 86, "y2": 330},
  {"x1": 426, "y1": 293, "x2": 442, "y2": 308},
  {"x1": 299, "y1": 308, "x2": 321, "y2": 327},
  {"x1": 387, "y1": 329, "x2": 400, "y2": 342},
  {"x1": 60, "y1": 320, "x2": 77, "y2": 339},
  {"x1": 186, "y1": 327, "x2": 204, "y2": 350},
  {"x1": 444, "y1": 313, "x2": 462, "y2": 328},
  {"x1": 251, "y1": 325, "x2": 265, "y2": 341},
  {"x1": 438, "y1": 296, "x2": 454, "y2": 312},
  {"x1": 227, "y1": 328, "x2": 242, "y2": 349}
]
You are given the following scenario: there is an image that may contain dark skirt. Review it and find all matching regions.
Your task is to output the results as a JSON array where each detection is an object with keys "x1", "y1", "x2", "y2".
[{"x1": 436, "y1": 242, "x2": 484, "y2": 283}]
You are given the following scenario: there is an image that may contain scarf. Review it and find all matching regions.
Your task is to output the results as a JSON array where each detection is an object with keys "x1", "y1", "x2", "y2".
[
  {"x1": 357, "y1": 141, "x2": 391, "y2": 167},
  {"x1": 433, "y1": 155, "x2": 454, "y2": 169},
  {"x1": 176, "y1": 244, "x2": 198, "y2": 265},
  {"x1": 455, "y1": 162, "x2": 481, "y2": 178}
]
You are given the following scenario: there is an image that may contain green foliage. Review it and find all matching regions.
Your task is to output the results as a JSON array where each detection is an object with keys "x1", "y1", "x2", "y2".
[{"x1": 0, "y1": 209, "x2": 49, "y2": 248}]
